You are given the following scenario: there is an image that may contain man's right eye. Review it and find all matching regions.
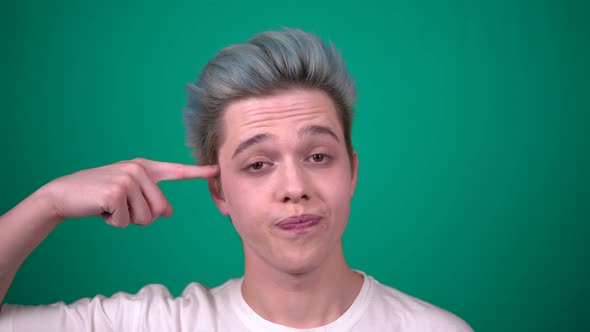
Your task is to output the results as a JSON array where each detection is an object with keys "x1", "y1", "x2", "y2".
[
  {"x1": 245, "y1": 161, "x2": 270, "y2": 172},
  {"x1": 251, "y1": 162, "x2": 264, "y2": 170}
]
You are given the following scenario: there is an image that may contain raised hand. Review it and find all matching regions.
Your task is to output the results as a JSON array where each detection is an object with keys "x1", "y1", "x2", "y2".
[{"x1": 41, "y1": 158, "x2": 219, "y2": 227}]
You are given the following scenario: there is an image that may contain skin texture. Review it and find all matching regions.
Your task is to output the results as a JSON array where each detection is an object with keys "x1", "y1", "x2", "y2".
[{"x1": 208, "y1": 88, "x2": 363, "y2": 328}]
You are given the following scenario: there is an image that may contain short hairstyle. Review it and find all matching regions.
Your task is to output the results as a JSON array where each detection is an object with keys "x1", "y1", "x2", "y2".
[{"x1": 183, "y1": 28, "x2": 356, "y2": 167}]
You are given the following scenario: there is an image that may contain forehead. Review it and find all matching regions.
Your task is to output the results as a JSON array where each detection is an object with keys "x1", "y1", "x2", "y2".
[{"x1": 220, "y1": 89, "x2": 343, "y2": 144}]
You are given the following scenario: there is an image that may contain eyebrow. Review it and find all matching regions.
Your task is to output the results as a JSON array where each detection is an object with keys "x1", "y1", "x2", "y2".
[
  {"x1": 231, "y1": 125, "x2": 340, "y2": 160},
  {"x1": 232, "y1": 133, "x2": 275, "y2": 159},
  {"x1": 298, "y1": 125, "x2": 340, "y2": 143}
]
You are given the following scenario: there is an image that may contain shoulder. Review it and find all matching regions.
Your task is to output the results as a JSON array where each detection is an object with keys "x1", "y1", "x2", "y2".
[
  {"x1": 103, "y1": 278, "x2": 239, "y2": 305},
  {"x1": 0, "y1": 281, "x2": 230, "y2": 332},
  {"x1": 97, "y1": 282, "x2": 212, "y2": 311},
  {"x1": 365, "y1": 274, "x2": 473, "y2": 332}
]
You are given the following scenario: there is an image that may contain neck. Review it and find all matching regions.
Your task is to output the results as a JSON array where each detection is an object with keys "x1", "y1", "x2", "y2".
[{"x1": 241, "y1": 242, "x2": 364, "y2": 329}]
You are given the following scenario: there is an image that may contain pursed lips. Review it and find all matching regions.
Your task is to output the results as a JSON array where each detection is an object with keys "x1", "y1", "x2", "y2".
[{"x1": 276, "y1": 214, "x2": 321, "y2": 229}]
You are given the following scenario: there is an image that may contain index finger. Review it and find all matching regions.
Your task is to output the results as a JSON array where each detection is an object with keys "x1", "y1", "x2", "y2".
[{"x1": 135, "y1": 159, "x2": 220, "y2": 182}]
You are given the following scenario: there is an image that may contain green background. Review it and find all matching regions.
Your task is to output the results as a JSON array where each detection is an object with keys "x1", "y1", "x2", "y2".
[{"x1": 1, "y1": 0, "x2": 589, "y2": 331}]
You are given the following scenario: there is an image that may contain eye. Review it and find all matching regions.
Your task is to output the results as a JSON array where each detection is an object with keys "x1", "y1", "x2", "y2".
[
  {"x1": 245, "y1": 161, "x2": 271, "y2": 172},
  {"x1": 251, "y1": 161, "x2": 265, "y2": 170},
  {"x1": 309, "y1": 153, "x2": 330, "y2": 164},
  {"x1": 311, "y1": 153, "x2": 324, "y2": 162}
]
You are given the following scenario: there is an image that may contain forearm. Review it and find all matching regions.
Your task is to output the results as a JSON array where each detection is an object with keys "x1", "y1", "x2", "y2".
[{"x1": 0, "y1": 186, "x2": 62, "y2": 306}]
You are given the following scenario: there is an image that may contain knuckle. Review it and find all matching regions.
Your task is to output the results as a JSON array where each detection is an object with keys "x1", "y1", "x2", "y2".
[
  {"x1": 115, "y1": 173, "x2": 135, "y2": 188},
  {"x1": 101, "y1": 184, "x2": 127, "y2": 212},
  {"x1": 151, "y1": 199, "x2": 168, "y2": 215},
  {"x1": 122, "y1": 161, "x2": 144, "y2": 175},
  {"x1": 103, "y1": 184, "x2": 126, "y2": 205},
  {"x1": 154, "y1": 205, "x2": 166, "y2": 216},
  {"x1": 136, "y1": 212, "x2": 152, "y2": 225}
]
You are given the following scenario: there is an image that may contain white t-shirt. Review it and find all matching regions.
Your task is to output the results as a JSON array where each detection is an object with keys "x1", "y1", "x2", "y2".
[{"x1": 0, "y1": 271, "x2": 473, "y2": 331}]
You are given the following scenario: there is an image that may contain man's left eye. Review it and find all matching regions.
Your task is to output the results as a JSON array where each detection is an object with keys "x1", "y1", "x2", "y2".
[{"x1": 309, "y1": 153, "x2": 329, "y2": 163}]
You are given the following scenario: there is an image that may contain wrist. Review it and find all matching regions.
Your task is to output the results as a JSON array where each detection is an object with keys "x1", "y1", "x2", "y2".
[{"x1": 31, "y1": 183, "x2": 65, "y2": 227}]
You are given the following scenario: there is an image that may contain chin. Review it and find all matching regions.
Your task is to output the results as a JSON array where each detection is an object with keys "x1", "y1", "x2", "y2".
[
  {"x1": 279, "y1": 262, "x2": 320, "y2": 276},
  {"x1": 274, "y1": 251, "x2": 326, "y2": 275}
]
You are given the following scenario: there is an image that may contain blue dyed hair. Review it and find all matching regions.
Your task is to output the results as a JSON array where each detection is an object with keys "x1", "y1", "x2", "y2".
[{"x1": 183, "y1": 28, "x2": 356, "y2": 166}]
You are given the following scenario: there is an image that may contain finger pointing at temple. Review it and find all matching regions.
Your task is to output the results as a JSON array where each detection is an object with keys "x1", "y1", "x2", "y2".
[{"x1": 131, "y1": 158, "x2": 220, "y2": 182}]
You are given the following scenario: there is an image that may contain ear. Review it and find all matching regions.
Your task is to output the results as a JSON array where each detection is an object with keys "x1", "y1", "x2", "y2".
[
  {"x1": 208, "y1": 177, "x2": 230, "y2": 216},
  {"x1": 350, "y1": 151, "x2": 359, "y2": 199}
]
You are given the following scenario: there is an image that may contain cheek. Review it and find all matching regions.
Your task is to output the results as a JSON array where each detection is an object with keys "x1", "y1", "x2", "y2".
[
  {"x1": 221, "y1": 171, "x2": 268, "y2": 216},
  {"x1": 221, "y1": 174, "x2": 273, "y2": 241},
  {"x1": 320, "y1": 167, "x2": 354, "y2": 216}
]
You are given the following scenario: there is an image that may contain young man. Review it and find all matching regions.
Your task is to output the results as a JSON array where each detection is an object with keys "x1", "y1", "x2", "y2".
[{"x1": 0, "y1": 29, "x2": 473, "y2": 331}]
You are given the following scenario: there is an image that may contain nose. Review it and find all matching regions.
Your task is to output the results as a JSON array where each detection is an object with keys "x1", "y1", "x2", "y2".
[{"x1": 276, "y1": 159, "x2": 309, "y2": 204}]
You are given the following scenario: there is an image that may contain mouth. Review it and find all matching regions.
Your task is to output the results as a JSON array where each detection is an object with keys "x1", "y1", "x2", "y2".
[{"x1": 276, "y1": 214, "x2": 321, "y2": 232}]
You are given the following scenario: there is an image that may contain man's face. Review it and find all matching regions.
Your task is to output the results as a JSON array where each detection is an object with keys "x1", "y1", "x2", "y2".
[{"x1": 210, "y1": 88, "x2": 358, "y2": 274}]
